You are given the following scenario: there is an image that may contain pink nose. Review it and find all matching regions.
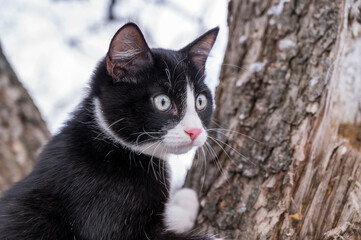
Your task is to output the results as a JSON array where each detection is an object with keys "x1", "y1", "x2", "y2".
[{"x1": 185, "y1": 128, "x2": 202, "y2": 141}]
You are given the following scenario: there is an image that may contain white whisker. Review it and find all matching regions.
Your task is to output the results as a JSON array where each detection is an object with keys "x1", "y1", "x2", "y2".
[
  {"x1": 207, "y1": 136, "x2": 239, "y2": 168},
  {"x1": 199, "y1": 145, "x2": 207, "y2": 192},
  {"x1": 148, "y1": 141, "x2": 162, "y2": 181},
  {"x1": 204, "y1": 141, "x2": 228, "y2": 182},
  {"x1": 207, "y1": 128, "x2": 263, "y2": 144}
]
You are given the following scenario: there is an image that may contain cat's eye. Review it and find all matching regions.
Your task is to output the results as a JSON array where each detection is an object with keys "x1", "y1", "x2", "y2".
[
  {"x1": 196, "y1": 94, "x2": 207, "y2": 111},
  {"x1": 153, "y1": 94, "x2": 172, "y2": 112}
]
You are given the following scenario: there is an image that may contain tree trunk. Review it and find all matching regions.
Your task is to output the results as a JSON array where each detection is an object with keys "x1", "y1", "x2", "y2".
[
  {"x1": 185, "y1": 0, "x2": 361, "y2": 239},
  {"x1": 0, "y1": 43, "x2": 50, "y2": 194}
]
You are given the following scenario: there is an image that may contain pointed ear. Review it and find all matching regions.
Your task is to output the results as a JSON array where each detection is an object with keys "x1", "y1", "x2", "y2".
[
  {"x1": 106, "y1": 23, "x2": 153, "y2": 83},
  {"x1": 181, "y1": 27, "x2": 219, "y2": 70}
]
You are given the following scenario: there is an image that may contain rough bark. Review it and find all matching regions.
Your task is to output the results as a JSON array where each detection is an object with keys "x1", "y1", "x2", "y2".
[
  {"x1": 185, "y1": 0, "x2": 361, "y2": 239},
  {"x1": 0, "y1": 43, "x2": 50, "y2": 194}
]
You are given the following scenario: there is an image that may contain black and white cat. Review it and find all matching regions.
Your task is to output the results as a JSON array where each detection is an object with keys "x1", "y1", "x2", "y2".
[{"x1": 0, "y1": 23, "x2": 221, "y2": 240}]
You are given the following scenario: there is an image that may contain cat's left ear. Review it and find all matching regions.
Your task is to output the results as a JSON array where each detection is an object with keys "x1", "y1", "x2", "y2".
[
  {"x1": 106, "y1": 23, "x2": 153, "y2": 83},
  {"x1": 180, "y1": 27, "x2": 219, "y2": 70}
]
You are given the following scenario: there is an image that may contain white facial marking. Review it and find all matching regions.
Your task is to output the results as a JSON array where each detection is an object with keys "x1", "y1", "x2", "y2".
[
  {"x1": 163, "y1": 82, "x2": 207, "y2": 155},
  {"x1": 164, "y1": 188, "x2": 199, "y2": 233},
  {"x1": 93, "y1": 98, "x2": 167, "y2": 159}
]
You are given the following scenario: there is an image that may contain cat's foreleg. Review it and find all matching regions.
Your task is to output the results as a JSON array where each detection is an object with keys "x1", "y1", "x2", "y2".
[
  {"x1": 163, "y1": 188, "x2": 224, "y2": 240},
  {"x1": 164, "y1": 188, "x2": 199, "y2": 233}
]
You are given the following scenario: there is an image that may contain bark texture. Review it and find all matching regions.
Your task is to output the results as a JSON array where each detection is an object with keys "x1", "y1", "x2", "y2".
[
  {"x1": 0, "y1": 44, "x2": 50, "y2": 194},
  {"x1": 185, "y1": 0, "x2": 361, "y2": 239}
]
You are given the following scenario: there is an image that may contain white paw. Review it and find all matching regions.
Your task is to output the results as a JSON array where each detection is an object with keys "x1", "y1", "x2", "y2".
[{"x1": 164, "y1": 188, "x2": 199, "y2": 233}]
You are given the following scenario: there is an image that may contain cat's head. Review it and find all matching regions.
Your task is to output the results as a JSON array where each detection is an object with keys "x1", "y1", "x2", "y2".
[{"x1": 92, "y1": 23, "x2": 218, "y2": 158}]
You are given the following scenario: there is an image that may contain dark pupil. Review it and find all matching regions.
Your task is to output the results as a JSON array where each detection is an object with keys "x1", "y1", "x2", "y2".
[
  {"x1": 161, "y1": 98, "x2": 166, "y2": 106},
  {"x1": 198, "y1": 98, "x2": 202, "y2": 105}
]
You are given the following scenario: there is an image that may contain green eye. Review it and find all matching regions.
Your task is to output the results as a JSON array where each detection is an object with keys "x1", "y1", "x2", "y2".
[
  {"x1": 153, "y1": 94, "x2": 172, "y2": 112},
  {"x1": 196, "y1": 94, "x2": 207, "y2": 110}
]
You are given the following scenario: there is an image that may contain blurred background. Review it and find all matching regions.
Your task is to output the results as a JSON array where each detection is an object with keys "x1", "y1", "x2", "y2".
[{"x1": 0, "y1": 0, "x2": 228, "y2": 189}]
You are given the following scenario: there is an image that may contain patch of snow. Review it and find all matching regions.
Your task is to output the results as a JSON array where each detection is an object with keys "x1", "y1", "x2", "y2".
[
  {"x1": 279, "y1": 39, "x2": 295, "y2": 51},
  {"x1": 267, "y1": 0, "x2": 290, "y2": 16},
  {"x1": 340, "y1": 146, "x2": 347, "y2": 156},
  {"x1": 237, "y1": 203, "x2": 247, "y2": 213},
  {"x1": 256, "y1": 156, "x2": 265, "y2": 162},
  {"x1": 249, "y1": 60, "x2": 268, "y2": 73},
  {"x1": 200, "y1": 199, "x2": 206, "y2": 207},
  {"x1": 239, "y1": 113, "x2": 246, "y2": 119},
  {"x1": 306, "y1": 102, "x2": 319, "y2": 114},
  {"x1": 239, "y1": 35, "x2": 247, "y2": 44},
  {"x1": 264, "y1": 135, "x2": 271, "y2": 141},
  {"x1": 269, "y1": 18, "x2": 276, "y2": 25},
  {"x1": 310, "y1": 77, "x2": 319, "y2": 87},
  {"x1": 236, "y1": 81, "x2": 243, "y2": 87},
  {"x1": 236, "y1": 60, "x2": 268, "y2": 86}
]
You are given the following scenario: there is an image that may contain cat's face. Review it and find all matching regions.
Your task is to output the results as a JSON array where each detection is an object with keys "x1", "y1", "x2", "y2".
[{"x1": 92, "y1": 23, "x2": 218, "y2": 158}]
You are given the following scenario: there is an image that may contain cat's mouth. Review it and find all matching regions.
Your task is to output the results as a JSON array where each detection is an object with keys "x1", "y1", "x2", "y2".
[
  {"x1": 165, "y1": 139, "x2": 207, "y2": 155},
  {"x1": 167, "y1": 143, "x2": 194, "y2": 155},
  {"x1": 162, "y1": 130, "x2": 208, "y2": 155}
]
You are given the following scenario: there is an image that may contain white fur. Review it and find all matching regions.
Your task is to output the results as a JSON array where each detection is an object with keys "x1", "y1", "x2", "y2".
[
  {"x1": 163, "y1": 84, "x2": 207, "y2": 154},
  {"x1": 165, "y1": 188, "x2": 199, "y2": 233},
  {"x1": 93, "y1": 98, "x2": 166, "y2": 159}
]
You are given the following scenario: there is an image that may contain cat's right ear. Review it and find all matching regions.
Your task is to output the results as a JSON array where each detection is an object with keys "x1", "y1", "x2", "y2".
[
  {"x1": 106, "y1": 23, "x2": 153, "y2": 83},
  {"x1": 180, "y1": 27, "x2": 219, "y2": 71}
]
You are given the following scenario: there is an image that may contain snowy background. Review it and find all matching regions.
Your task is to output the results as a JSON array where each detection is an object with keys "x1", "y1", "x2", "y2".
[{"x1": 0, "y1": 0, "x2": 228, "y2": 189}]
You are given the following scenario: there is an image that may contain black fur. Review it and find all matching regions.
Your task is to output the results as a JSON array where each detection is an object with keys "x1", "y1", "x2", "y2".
[{"x1": 0, "y1": 23, "x2": 218, "y2": 240}]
